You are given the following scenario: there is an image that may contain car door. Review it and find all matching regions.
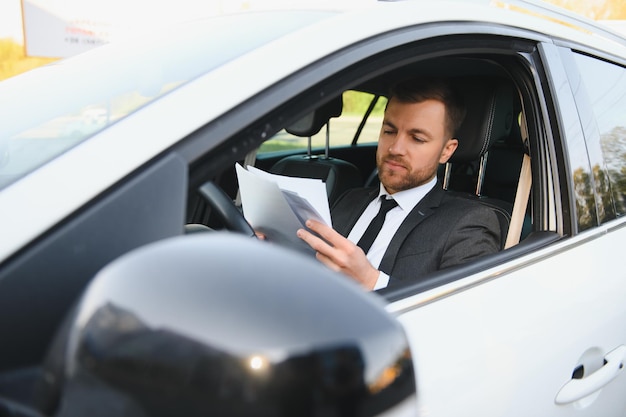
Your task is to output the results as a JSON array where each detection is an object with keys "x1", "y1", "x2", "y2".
[
  {"x1": 178, "y1": 22, "x2": 626, "y2": 415},
  {"x1": 385, "y1": 41, "x2": 626, "y2": 416}
]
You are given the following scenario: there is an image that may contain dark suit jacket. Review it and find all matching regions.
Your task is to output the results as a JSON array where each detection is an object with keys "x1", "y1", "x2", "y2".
[{"x1": 331, "y1": 184, "x2": 501, "y2": 287}]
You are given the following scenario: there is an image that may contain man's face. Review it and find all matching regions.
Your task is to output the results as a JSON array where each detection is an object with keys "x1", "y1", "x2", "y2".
[{"x1": 376, "y1": 98, "x2": 458, "y2": 194}]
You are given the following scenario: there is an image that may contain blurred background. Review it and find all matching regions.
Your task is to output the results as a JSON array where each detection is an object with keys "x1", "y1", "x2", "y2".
[{"x1": 1, "y1": 0, "x2": 625, "y2": 81}]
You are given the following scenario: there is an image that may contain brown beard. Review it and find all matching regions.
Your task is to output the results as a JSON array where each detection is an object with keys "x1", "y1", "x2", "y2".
[{"x1": 376, "y1": 156, "x2": 437, "y2": 193}]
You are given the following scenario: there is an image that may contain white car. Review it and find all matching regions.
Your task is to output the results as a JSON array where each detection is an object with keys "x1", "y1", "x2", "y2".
[{"x1": 1, "y1": 1, "x2": 626, "y2": 416}]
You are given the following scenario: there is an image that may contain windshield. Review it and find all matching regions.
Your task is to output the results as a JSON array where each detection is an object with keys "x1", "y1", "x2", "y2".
[{"x1": 0, "y1": 10, "x2": 334, "y2": 190}]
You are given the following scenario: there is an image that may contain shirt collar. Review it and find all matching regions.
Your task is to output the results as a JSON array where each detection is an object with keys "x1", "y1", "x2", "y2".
[{"x1": 378, "y1": 176, "x2": 437, "y2": 212}]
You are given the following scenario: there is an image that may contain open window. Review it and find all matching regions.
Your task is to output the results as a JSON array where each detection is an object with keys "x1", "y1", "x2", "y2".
[{"x1": 183, "y1": 35, "x2": 565, "y2": 299}]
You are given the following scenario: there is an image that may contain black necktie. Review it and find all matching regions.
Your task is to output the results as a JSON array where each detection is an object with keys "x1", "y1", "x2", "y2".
[{"x1": 357, "y1": 196, "x2": 398, "y2": 254}]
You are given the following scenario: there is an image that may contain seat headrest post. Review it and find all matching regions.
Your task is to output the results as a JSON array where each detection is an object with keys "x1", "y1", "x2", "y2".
[
  {"x1": 324, "y1": 123, "x2": 330, "y2": 159},
  {"x1": 307, "y1": 136, "x2": 312, "y2": 158},
  {"x1": 443, "y1": 162, "x2": 452, "y2": 190},
  {"x1": 475, "y1": 152, "x2": 489, "y2": 196}
]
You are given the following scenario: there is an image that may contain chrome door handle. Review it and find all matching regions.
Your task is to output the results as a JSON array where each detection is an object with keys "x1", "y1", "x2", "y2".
[{"x1": 555, "y1": 345, "x2": 626, "y2": 405}]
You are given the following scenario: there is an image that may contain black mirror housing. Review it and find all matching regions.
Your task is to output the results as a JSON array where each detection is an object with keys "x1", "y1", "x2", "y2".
[{"x1": 45, "y1": 233, "x2": 416, "y2": 416}]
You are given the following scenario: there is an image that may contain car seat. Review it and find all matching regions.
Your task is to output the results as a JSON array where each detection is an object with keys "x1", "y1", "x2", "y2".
[
  {"x1": 444, "y1": 76, "x2": 517, "y2": 249},
  {"x1": 269, "y1": 96, "x2": 363, "y2": 205}
]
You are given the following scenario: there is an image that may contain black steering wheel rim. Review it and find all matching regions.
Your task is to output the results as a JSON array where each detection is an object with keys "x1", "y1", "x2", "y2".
[{"x1": 198, "y1": 181, "x2": 256, "y2": 238}]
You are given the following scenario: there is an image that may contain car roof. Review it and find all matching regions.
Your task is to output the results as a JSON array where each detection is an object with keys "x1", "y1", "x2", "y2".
[
  {"x1": 380, "y1": 0, "x2": 626, "y2": 49},
  {"x1": 0, "y1": 0, "x2": 624, "y2": 263}
]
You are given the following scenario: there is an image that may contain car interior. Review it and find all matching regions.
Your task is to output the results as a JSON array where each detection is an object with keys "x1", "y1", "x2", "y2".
[{"x1": 184, "y1": 54, "x2": 562, "y2": 301}]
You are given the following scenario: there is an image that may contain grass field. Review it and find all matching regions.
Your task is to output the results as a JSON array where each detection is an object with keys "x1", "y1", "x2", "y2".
[{"x1": 259, "y1": 115, "x2": 383, "y2": 153}]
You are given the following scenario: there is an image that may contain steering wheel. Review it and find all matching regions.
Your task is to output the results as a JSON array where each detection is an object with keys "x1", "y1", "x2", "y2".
[{"x1": 198, "y1": 181, "x2": 256, "y2": 238}]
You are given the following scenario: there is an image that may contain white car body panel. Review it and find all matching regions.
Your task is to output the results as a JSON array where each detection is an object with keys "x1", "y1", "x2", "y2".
[{"x1": 388, "y1": 220, "x2": 626, "y2": 416}]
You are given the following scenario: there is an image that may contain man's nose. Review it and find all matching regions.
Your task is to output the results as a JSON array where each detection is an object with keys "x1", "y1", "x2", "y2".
[{"x1": 388, "y1": 134, "x2": 408, "y2": 155}]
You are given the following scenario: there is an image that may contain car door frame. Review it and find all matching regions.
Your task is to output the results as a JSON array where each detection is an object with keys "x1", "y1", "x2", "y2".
[{"x1": 384, "y1": 38, "x2": 626, "y2": 417}]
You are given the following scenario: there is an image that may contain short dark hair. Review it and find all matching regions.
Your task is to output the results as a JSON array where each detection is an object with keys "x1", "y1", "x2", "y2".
[{"x1": 387, "y1": 77, "x2": 466, "y2": 138}]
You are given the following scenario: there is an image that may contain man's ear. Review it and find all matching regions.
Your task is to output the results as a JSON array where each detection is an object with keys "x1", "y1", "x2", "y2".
[{"x1": 439, "y1": 138, "x2": 459, "y2": 164}]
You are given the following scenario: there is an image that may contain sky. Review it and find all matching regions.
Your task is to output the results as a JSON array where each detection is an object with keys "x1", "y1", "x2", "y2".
[
  {"x1": 1, "y1": 0, "x2": 624, "y2": 48},
  {"x1": 0, "y1": 0, "x2": 24, "y2": 43},
  {"x1": 0, "y1": 0, "x2": 372, "y2": 46}
]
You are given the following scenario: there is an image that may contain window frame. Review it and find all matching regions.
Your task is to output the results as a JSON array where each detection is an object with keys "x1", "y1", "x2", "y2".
[{"x1": 181, "y1": 31, "x2": 568, "y2": 301}]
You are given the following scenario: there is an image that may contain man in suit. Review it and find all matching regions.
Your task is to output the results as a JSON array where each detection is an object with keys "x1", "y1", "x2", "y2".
[{"x1": 296, "y1": 77, "x2": 501, "y2": 291}]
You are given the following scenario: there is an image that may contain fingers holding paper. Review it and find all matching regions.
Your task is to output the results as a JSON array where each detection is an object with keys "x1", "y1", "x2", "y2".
[{"x1": 297, "y1": 219, "x2": 380, "y2": 290}]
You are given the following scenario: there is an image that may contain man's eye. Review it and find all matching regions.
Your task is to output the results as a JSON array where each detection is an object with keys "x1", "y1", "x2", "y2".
[
  {"x1": 383, "y1": 130, "x2": 395, "y2": 135},
  {"x1": 412, "y1": 136, "x2": 425, "y2": 143}
]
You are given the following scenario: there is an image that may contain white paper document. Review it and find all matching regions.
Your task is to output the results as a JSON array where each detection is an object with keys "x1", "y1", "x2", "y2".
[{"x1": 235, "y1": 163, "x2": 331, "y2": 254}]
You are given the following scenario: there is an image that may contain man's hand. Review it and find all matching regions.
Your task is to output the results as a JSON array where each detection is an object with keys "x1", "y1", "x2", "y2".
[{"x1": 296, "y1": 219, "x2": 380, "y2": 290}]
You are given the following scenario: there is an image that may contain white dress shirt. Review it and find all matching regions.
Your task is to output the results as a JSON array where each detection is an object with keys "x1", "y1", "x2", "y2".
[{"x1": 347, "y1": 176, "x2": 437, "y2": 289}]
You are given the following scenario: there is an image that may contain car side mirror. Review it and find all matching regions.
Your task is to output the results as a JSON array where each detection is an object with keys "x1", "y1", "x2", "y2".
[{"x1": 40, "y1": 233, "x2": 417, "y2": 417}]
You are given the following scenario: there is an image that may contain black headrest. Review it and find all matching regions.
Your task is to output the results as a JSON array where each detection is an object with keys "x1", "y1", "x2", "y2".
[
  {"x1": 286, "y1": 96, "x2": 343, "y2": 137},
  {"x1": 450, "y1": 78, "x2": 515, "y2": 163}
]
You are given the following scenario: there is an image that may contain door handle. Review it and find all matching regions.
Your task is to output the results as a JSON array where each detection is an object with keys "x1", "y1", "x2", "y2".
[{"x1": 555, "y1": 345, "x2": 626, "y2": 405}]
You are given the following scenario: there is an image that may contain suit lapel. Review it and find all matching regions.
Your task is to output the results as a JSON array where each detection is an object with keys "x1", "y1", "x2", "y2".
[
  {"x1": 378, "y1": 185, "x2": 445, "y2": 274},
  {"x1": 334, "y1": 188, "x2": 379, "y2": 237}
]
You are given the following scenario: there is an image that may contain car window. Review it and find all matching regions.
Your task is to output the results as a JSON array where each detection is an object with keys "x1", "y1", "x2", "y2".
[
  {"x1": 257, "y1": 91, "x2": 386, "y2": 155},
  {"x1": 573, "y1": 52, "x2": 626, "y2": 219},
  {"x1": 344, "y1": 91, "x2": 386, "y2": 144}
]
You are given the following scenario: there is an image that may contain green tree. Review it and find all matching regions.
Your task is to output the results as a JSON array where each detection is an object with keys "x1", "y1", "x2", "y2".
[
  {"x1": 573, "y1": 167, "x2": 597, "y2": 230},
  {"x1": 592, "y1": 164, "x2": 616, "y2": 222},
  {"x1": 600, "y1": 126, "x2": 626, "y2": 215},
  {"x1": 342, "y1": 91, "x2": 386, "y2": 116}
]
